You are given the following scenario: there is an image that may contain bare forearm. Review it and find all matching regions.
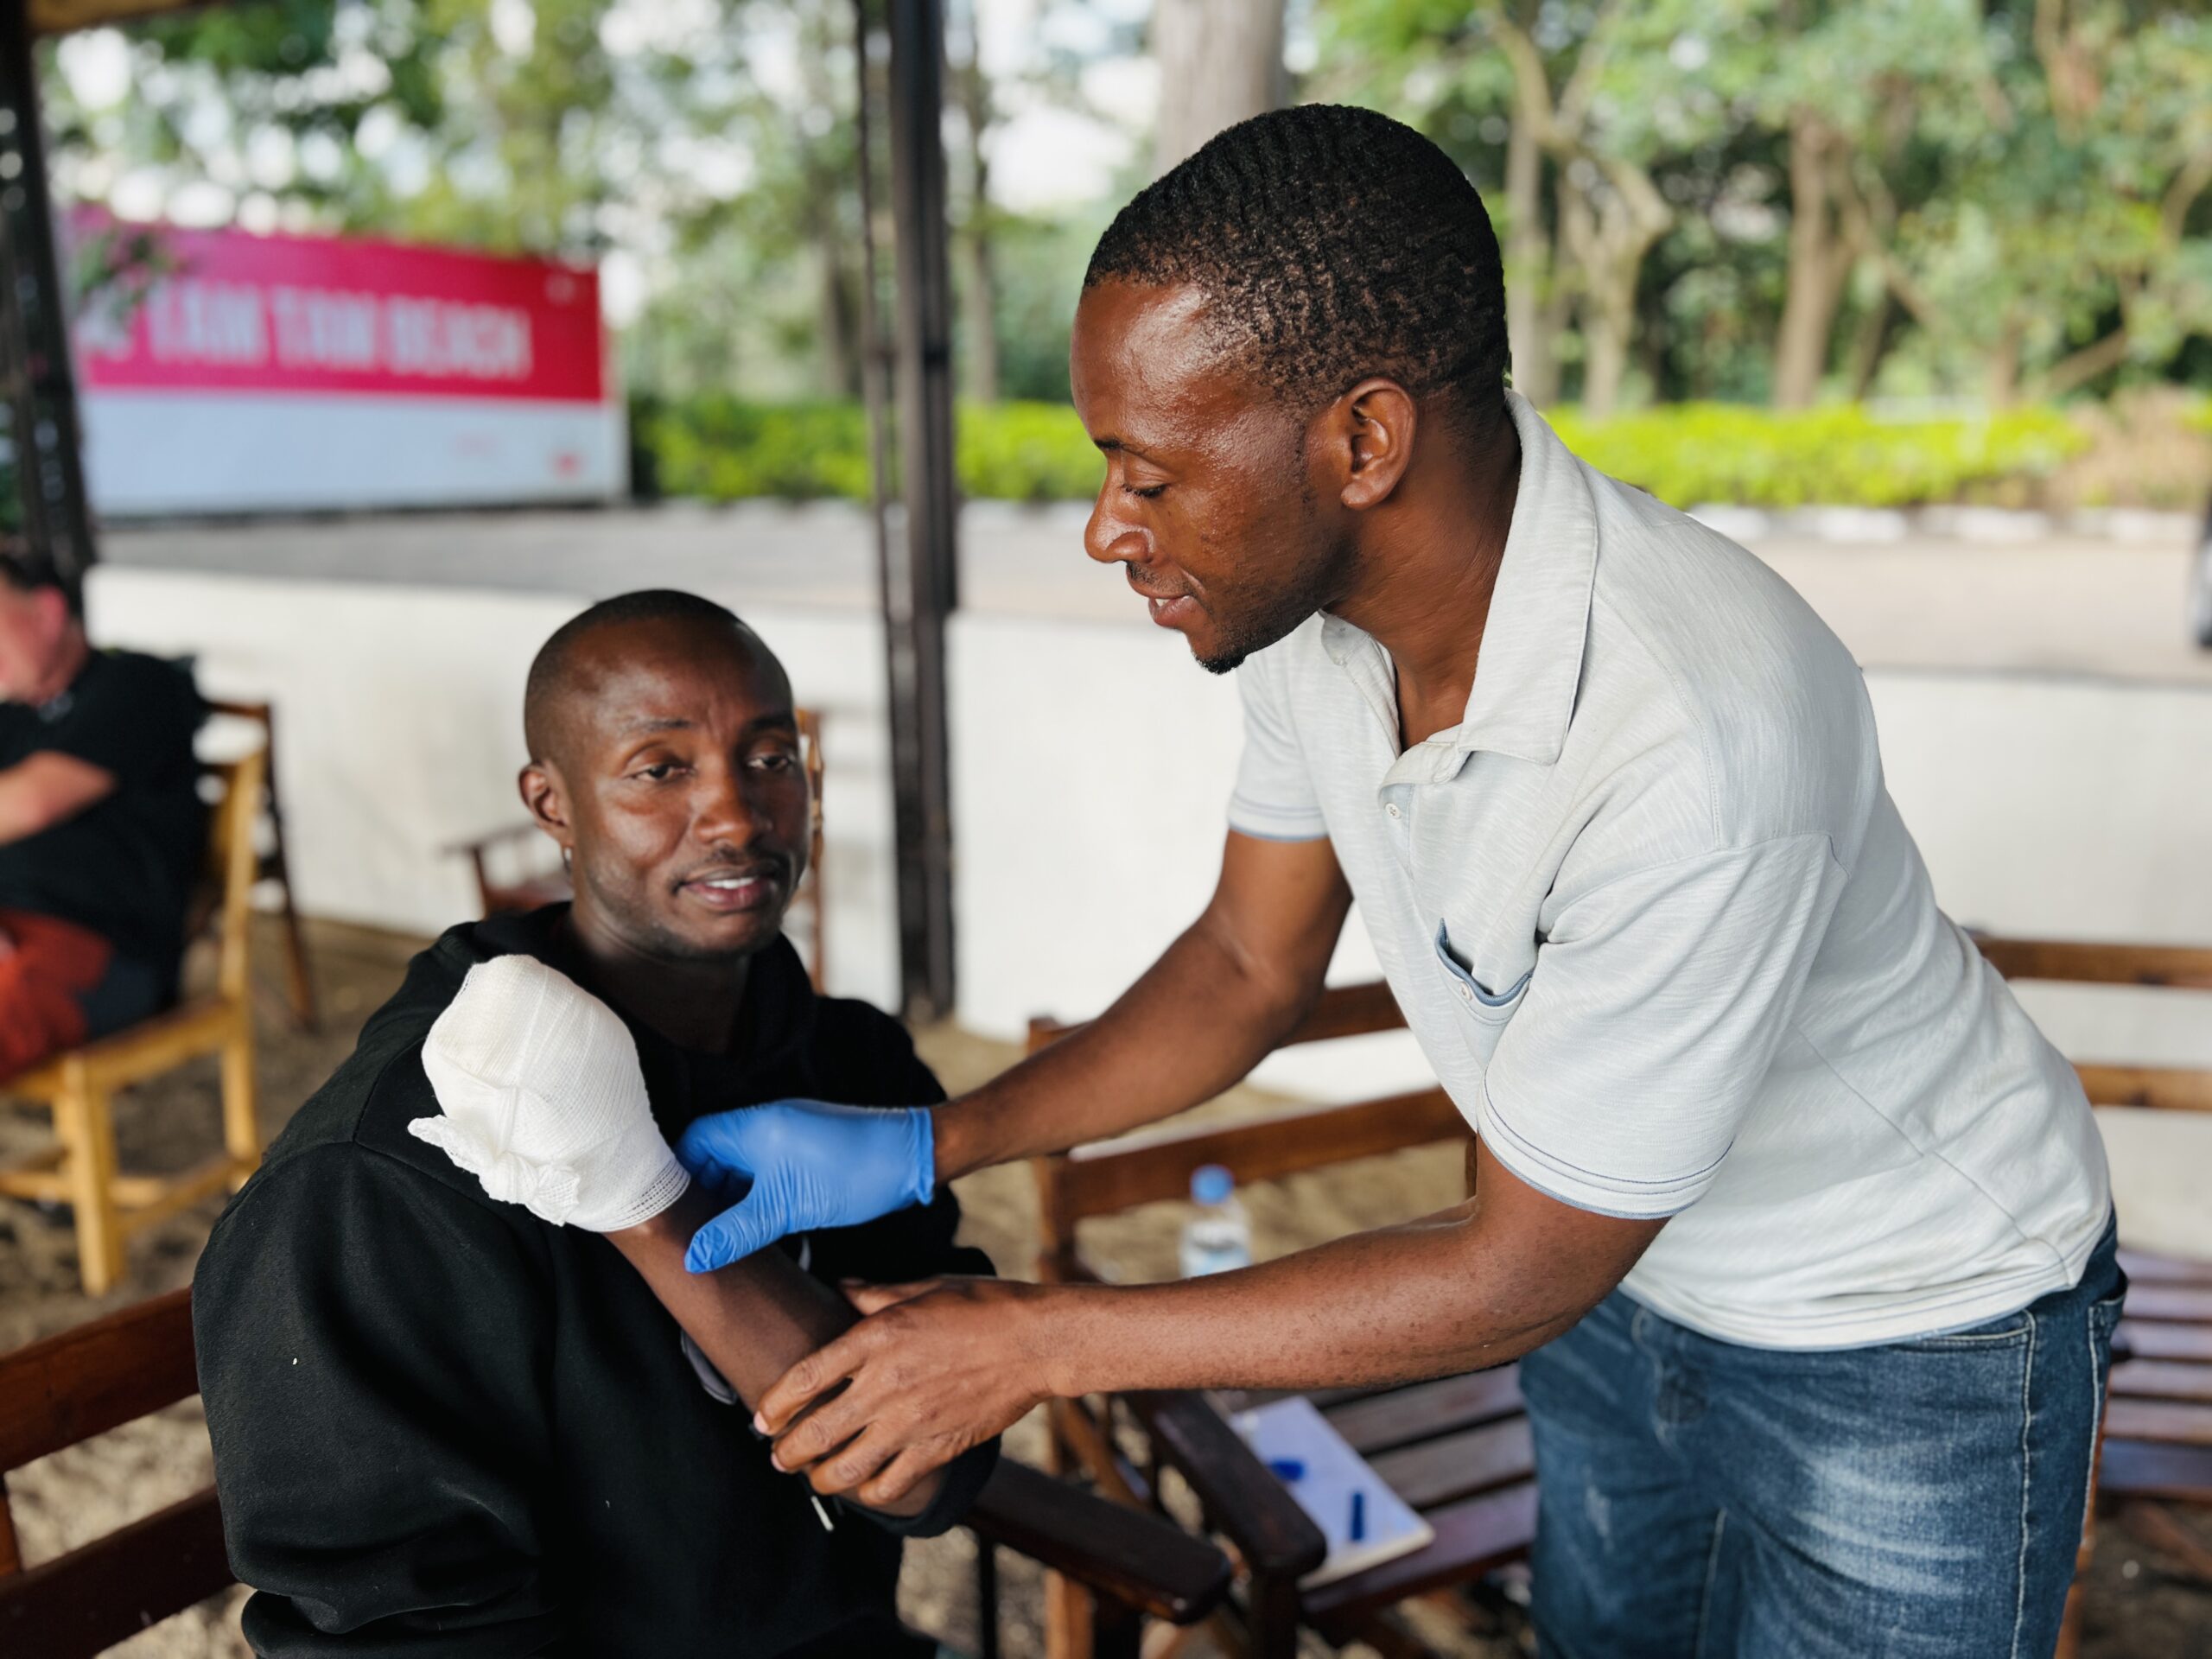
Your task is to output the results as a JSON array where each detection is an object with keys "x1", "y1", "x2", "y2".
[
  {"x1": 610, "y1": 1186, "x2": 943, "y2": 1516},
  {"x1": 934, "y1": 921, "x2": 1309, "y2": 1179},
  {"x1": 1029, "y1": 1197, "x2": 1662, "y2": 1399}
]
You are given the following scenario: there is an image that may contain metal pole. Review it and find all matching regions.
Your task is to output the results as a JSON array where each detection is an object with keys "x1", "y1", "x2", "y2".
[
  {"x1": 0, "y1": 2, "x2": 94, "y2": 604},
  {"x1": 881, "y1": 0, "x2": 958, "y2": 1020}
]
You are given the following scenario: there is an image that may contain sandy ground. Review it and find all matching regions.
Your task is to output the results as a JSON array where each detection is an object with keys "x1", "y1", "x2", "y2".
[{"x1": 3, "y1": 918, "x2": 2207, "y2": 1657}]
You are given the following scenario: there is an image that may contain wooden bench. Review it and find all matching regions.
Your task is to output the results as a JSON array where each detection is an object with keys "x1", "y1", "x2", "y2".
[
  {"x1": 0, "y1": 1287, "x2": 1231, "y2": 1657},
  {"x1": 1974, "y1": 934, "x2": 2212, "y2": 1590}
]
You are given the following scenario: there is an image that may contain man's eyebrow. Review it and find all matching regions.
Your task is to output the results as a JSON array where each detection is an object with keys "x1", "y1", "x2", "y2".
[
  {"x1": 745, "y1": 709, "x2": 798, "y2": 734},
  {"x1": 618, "y1": 716, "x2": 694, "y2": 735}
]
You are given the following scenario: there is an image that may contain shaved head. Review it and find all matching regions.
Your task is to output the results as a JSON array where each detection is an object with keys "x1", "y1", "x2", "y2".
[
  {"x1": 518, "y1": 589, "x2": 808, "y2": 963},
  {"x1": 524, "y1": 590, "x2": 778, "y2": 767}
]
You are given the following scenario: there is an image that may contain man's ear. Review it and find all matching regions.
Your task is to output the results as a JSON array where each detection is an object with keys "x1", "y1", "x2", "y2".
[
  {"x1": 1327, "y1": 378, "x2": 1419, "y2": 512},
  {"x1": 33, "y1": 585, "x2": 74, "y2": 641},
  {"x1": 518, "y1": 760, "x2": 574, "y2": 855}
]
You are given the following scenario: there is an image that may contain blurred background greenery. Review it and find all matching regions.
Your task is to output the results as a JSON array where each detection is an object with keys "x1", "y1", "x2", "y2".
[{"x1": 38, "y1": 0, "x2": 2212, "y2": 510}]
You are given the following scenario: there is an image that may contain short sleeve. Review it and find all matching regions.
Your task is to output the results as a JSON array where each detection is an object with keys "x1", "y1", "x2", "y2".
[
  {"x1": 1226, "y1": 652, "x2": 1325, "y2": 842},
  {"x1": 1478, "y1": 834, "x2": 1847, "y2": 1218}
]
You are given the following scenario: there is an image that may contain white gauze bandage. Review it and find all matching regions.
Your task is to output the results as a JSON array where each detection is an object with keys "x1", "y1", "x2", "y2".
[{"x1": 409, "y1": 955, "x2": 690, "y2": 1232}]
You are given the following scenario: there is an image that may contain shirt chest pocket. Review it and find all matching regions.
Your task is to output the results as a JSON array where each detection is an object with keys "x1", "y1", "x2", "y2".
[{"x1": 1433, "y1": 919, "x2": 1532, "y2": 1069}]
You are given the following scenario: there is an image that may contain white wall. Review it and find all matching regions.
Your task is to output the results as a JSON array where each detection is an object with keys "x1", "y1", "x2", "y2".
[{"x1": 88, "y1": 569, "x2": 2212, "y2": 1249}]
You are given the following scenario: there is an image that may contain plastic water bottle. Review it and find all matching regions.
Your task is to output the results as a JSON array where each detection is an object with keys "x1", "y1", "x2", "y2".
[{"x1": 1179, "y1": 1163, "x2": 1252, "y2": 1277}]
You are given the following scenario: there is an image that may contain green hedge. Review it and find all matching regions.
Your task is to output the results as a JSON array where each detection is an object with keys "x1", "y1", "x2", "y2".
[
  {"x1": 636, "y1": 396, "x2": 2091, "y2": 510},
  {"x1": 1548, "y1": 404, "x2": 2086, "y2": 510}
]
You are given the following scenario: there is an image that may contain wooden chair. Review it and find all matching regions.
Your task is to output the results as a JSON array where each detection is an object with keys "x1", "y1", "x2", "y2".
[
  {"x1": 1027, "y1": 984, "x2": 1518, "y2": 1659},
  {"x1": 1972, "y1": 935, "x2": 2212, "y2": 1611},
  {"x1": 0, "y1": 748, "x2": 267, "y2": 1297},
  {"x1": 454, "y1": 707, "x2": 831, "y2": 990},
  {"x1": 202, "y1": 699, "x2": 315, "y2": 1033},
  {"x1": 0, "y1": 1287, "x2": 1230, "y2": 1658}
]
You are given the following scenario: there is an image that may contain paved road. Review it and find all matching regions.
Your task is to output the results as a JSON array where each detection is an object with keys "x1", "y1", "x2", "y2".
[{"x1": 101, "y1": 500, "x2": 2212, "y2": 686}]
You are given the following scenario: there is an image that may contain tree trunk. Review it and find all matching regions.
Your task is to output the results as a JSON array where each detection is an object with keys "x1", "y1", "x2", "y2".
[
  {"x1": 1151, "y1": 0, "x2": 1287, "y2": 176},
  {"x1": 1846, "y1": 289, "x2": 1898, "y2": 400},
  {"x1": 1502, "y1": 110, "x2": 1559, "y2": 404},
  {"x1": 1773, "y1": 113, "x2": 1857, "y2": 409},
  {"x1": 1984, "y1": 314, "x2": 2024, "y2": 408},
  {"x1": 814, "y1": 226, "x2": 860, "y2": 400},
  {"x1": 953, "y1": 41, "x2": 1000, "y2": 404},
  {"x1": 1558, "y1": 157, "x2": 1669, "y2": 418}
]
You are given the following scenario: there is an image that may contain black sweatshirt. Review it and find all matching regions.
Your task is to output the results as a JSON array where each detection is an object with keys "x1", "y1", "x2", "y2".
[{"x1": 194, "y1": 908, "x2": 997, "y2": 1657}]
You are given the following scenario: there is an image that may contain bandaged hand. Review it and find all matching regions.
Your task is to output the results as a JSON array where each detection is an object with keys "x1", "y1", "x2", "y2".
[{"x1": 409, "y1": 955, "x2": 690, "y2": 1232}]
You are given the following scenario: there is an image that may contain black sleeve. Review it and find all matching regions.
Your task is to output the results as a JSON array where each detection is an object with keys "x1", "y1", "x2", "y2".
[
  {"x1": 194, "y1": 1141, "x2": 567, "y2": 1657},
  {"x1": 803, "y1": 1009, "x2": 991, "y2": 1287}
]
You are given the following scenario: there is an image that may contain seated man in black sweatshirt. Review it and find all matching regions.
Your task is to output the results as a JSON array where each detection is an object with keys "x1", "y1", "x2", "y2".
[{"x1": 194, "y1": 590, "x2": 996, "y2": 1657}]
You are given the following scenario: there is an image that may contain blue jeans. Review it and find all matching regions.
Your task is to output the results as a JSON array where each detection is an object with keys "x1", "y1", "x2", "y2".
[{"x1": 1520, "y1": 1217, "x2": 2125, "y2": 1659}]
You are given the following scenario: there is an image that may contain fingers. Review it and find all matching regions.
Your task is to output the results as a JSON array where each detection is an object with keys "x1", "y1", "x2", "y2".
[
  {"x1": 796, "y1": 1421, "x2": 900, "y2": 1499},
  {"x1": 683, "y1": 1189, "x2": 786, "y2": 1274},
  {"x1": 841, "y1": 1279, "x2": 938, "y2": 1314},
  {"x1": 757, "y1": 1324, "x2": 878, "y2": 1433},
  {"x1": 771, "y1": 1381, "x2": 872, "y2": 1473},
  {"x1": 855, "y1": 1444, "x2": 948, "y2": 1509},
  {"x1": 674, "y1": 1113, "x2": 754, "y2": 1182}
]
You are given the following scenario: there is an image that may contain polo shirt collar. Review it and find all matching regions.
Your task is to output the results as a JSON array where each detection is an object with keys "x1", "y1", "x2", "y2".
[
  {"x1": 1452, "y1": 391, "x2": 1599, "y2": 766},
  {"x1": 1317, "y1": 392, "x2": 1597, "y2": 772}
]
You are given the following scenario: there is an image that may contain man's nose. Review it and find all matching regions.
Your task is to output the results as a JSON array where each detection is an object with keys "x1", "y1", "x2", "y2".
[
  {"x1": 1085, "y1": 489, "x2": 1147, "y2": 569},
  {"x1": 693, "y1": 762, "x2": 766, "y2": 848}
]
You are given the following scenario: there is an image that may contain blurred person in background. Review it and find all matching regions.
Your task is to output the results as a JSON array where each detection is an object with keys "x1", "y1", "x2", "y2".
[{"x1": 0, "y1": 544, "x2": 203, "y2": 1075}]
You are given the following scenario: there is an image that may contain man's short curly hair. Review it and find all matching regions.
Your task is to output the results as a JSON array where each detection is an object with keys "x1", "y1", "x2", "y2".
[{"x1": 1085, "y1": 104, "x2": 1510, "y2": 435}]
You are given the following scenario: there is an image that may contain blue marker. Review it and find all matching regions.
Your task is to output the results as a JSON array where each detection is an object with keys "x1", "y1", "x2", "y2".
[
  {"x1": 1348, "y1": 1490, "x2": 1367, "y2": 1543},
  {"x1": 1267, "y1": 1459, "x2": 1306, "y2": 1483}
]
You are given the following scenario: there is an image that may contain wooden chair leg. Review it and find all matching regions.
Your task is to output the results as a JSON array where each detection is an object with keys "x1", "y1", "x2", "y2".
[
  {"x1": 277, "y1": 889, "x2": 317, "y2": 1032},
  {"x1": 1247, "y1": 1572, "x2": 1301, "y2": 1659},
  {"x1": 1047, "y1": 1576, "x2": 1098, "y2": 1659},
  {"x1": 55, "y1": 1064, "x2": 124, "y2": 1296},
  {"x1": 220, "y1": 1014, "x2": 261, "y2": 1187}
]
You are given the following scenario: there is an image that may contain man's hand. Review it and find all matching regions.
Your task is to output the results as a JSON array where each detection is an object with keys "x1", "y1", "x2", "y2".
[
  {"x1": 752, "y1": 1143, "x2": 1662, "y2": 1503},
  {"x1": 755, "y1": 1277, "x2": 1067, "y2": 1506},
  {"x1": 677, "y1": 1100, "x2": 937, "y2": 1272}
]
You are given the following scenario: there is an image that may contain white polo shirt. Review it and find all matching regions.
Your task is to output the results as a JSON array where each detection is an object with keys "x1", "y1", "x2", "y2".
[{"x1": 1229, "y1": 391, "x2": 2111, "y2": 1349}]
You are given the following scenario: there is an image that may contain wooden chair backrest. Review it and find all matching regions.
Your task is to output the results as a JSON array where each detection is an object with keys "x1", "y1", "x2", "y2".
[
  {"x1": 1972, "y1": 934, "x2": 2212, "y2": 1114},
  {"x1": 0, "y1": 1288, "x2": 230, "y2": 1656},
  {"x1": 1027, "y1": 983, "x2": 1466, "y2": 1279},
  {"x1": 198, "y1": 748, "x2": 267, "y2": 1007}
]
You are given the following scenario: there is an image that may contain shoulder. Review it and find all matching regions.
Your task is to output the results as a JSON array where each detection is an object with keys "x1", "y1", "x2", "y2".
[
  {"x1": 806, "y1": 993, "x2": 947, "y2": 1108},
  {"x1": 83, "y1": 650, "x2": 201, "y2": 719},
  {"x1": 234, "y1": 918, "x2": 547, "y2": 1217},
  {"x1": 1571, "y1": 474, "x2": 1877, "y2": 855}
]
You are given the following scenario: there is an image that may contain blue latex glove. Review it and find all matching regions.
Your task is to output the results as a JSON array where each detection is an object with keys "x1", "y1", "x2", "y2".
[{"x1": 676, "y1": 1100, "x2": 937, "y2": 1273}]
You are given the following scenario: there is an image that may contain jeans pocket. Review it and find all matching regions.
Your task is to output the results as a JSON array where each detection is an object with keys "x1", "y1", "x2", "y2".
[{"x1": 1897, "y1": 1308, "x2": 2035, "y2": 1351}]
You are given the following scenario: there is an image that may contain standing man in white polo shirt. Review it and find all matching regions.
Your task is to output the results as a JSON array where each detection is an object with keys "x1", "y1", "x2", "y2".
[{"x1": 674, "y1": 107, "x2": 2120, "y2": 1656}]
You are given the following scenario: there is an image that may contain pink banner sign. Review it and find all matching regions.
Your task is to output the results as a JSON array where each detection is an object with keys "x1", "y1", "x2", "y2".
[{"x1": 70, "y1": 213, "x2": 606, "y2": 405}]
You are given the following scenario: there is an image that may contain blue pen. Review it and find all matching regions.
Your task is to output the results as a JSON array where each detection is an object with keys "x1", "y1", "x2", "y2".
[{"x1": 1348, "y1": 1490, "x2": 1367, "y2": 1543}]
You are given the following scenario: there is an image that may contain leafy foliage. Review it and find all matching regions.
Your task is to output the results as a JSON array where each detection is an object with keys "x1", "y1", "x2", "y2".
[{"x1": 639, "y1": 396, "x2": 2093, "y2": 511}]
